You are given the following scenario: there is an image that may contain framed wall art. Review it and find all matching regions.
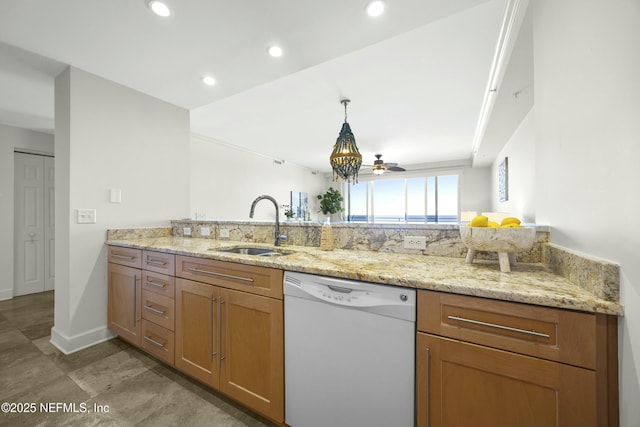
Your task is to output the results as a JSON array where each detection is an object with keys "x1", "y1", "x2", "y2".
[
  {"x1": 498, "y1": 157, "x2": 509, "y2": 202},
  {"x1": 291, "y1": 191, "x2": 309, "y2": 220}
]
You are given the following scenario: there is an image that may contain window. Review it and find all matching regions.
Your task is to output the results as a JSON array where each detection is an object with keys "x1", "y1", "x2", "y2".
[{"x1": 344, "y1": 173, "x2": 459, "y2": 223}]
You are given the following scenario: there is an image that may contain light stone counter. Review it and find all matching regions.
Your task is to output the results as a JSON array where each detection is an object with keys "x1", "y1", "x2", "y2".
[{"x1": 105, "y1": 236, "x2": 622, "y2": 316}]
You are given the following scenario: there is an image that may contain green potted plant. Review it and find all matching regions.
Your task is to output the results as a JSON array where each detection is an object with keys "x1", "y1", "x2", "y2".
[
  {"x1": 317, "y1": 187, "x2": 344, "y2": 220},
  {"x1": 282, "y1": 204, "x2": 295, "y2": 220}
]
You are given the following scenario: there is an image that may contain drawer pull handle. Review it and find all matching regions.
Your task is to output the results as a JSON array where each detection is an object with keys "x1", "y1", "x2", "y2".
[
  {"x1": 144, "y1": 305, "x2": 166, "y2": 316},
  {"x1": 219, "y1": 298, "x2": 225, "y2": 366},
  {"x1": 210, "y1": 294, "x2": 217, "y2": 359},
  {"x1": 143, "y1": 335, "x2": 166, "y2": 349},
  {"x1": 145, "y1": 280, "x2": 166, "y2": 289},
  {"x1": 145, "y1": 260, "x2": 167, "y2": 267},
  {"x1": 112, "y1": 254, "x2": 136, "y2": 260},
  {"x1": 134, "y1": 275, "x2": 139, "y2": 325},
  {"x1": 186, "y1": 267, "x2": 254, "y2": 283},
  {"x1": 447, "y1": 315, "x2": 551, "y2": 338}
]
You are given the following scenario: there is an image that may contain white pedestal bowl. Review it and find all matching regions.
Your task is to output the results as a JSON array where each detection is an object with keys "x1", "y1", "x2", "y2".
[{"x1": 460, "y1": 226, "x2": 536, "y2": 272}]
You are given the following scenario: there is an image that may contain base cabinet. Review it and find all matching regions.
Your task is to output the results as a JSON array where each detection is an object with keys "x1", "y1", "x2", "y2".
[
  {"x1": 417, "y1": 333, "x2": 596, "y2": 427},
  {"x1": 218, "y1": 286, "x2": 284, "y2": 420},
  {"x1": 416, "y1": 290, "x2": 618, "y2": 427},
  {"x1": 175, "y1": 278, "x2": 284, "y2": 423},
  {"x1": 107, "y1": 262, "x2": 141, "y2": 346},
  {"x1": 175, "y1": 278, "x2": 220, "y2": 385},
  {"x1": 108, "y1": 247, "x2": 286, "y2": 424}
]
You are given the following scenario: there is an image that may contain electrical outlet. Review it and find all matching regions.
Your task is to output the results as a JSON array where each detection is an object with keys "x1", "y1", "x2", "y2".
[
  {"x1": 201, "y1": 226, "x2": 211, "y2": 236},
  {"x1": 183, "y1": 227, "x2": 192, "y2": 236},
  {"x1": 403, "y1": 236, "x2": 426, "y2": 250},
  {"x1": 77, "y1": 209, "x2": 97, "y2": 224},
  {"x1": 219, "y1": 228, "x2": 230, "y2": 239}
]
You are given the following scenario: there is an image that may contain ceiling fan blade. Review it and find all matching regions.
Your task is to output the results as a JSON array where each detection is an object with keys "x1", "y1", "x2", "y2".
[
  {"x1": 385, "y1": 162, "x2": 398, "y2": 167},
  {"x1": 387, "y1": 166, "x2": 406, "y2": 172}
]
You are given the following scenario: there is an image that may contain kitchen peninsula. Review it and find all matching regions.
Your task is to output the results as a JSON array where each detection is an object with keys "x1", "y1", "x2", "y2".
[{"x1": 106, "y1": 222, "x2": 621, "y2": 426}]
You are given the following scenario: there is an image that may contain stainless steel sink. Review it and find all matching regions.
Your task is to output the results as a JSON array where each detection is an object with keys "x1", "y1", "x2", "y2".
[{"x1": 210, "y1": 246, "x2": 292, "y2": 257}]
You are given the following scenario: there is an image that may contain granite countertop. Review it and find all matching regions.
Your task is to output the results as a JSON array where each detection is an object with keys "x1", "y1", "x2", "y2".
[{"x1": 105, "y1": 236, "x2": 622, "y2": 316}]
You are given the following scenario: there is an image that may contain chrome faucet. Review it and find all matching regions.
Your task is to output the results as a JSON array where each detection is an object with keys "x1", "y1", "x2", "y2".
[{"x1": 249, "y1": 195, "x2": 287, "y2": 246}]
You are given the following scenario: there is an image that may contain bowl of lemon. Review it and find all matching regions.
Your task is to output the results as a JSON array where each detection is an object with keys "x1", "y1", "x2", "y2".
[{"x1": 459, "y1": 215, "x2": 535, "y2": 272}]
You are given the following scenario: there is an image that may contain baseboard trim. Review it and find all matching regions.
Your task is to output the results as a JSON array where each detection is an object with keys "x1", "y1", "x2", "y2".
[
  {"x1": 0, "y1": 288, "x2": 13, "y2": 301},
  {"x1": 50, "y1": 325, "x2": 117, "y2": 355}
]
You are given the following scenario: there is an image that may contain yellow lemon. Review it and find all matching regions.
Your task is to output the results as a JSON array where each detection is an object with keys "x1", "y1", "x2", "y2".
[
  {"x1": 488, "y1": 221, "x2": 500, "y2": 228},
  {"x1": 501, "y1": 223, "x2": 522, "y2": 228},
  {"x1": 470, "y1": 215, "x2": 489, "y2": 227},
  {"x1": 501, "y1": 217, "x2": 521, "y2": 227}
]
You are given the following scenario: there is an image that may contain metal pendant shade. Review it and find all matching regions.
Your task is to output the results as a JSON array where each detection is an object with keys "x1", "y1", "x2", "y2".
[{"x1": 330, "y1": 99, "x2": 362, "y2": 184}]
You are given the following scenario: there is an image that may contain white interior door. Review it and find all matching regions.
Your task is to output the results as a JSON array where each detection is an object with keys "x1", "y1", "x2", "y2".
[{"x1": 14, "y1": 152, "x2": 55, "y2": 296}]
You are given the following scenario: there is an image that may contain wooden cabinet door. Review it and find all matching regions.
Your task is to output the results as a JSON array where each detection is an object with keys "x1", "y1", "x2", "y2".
[
  {"x1": 175, "y1": 278, "x2": 219, "y2": 386},
  {"x1": 417, "y1": 332, "x2": 597, "y2": 427},
  {"x1": 107, "y1": 263, "x2": 141, "y2": 346},
  {"x1": 219, "y1": 288, "x2": 284, "y2": 423}
]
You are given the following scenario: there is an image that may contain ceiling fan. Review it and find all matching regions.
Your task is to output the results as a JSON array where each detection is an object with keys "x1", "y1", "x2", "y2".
[{"x1": 367, "y1": 154, "x2": 406, "y2": 175}]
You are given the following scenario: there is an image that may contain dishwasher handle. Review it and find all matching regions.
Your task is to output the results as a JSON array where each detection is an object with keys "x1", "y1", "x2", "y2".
[{"x1": 327, "y1": 284, "x2": 353, "y2": 293}]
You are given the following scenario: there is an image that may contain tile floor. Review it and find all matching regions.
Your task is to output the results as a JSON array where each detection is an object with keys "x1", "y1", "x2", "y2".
[{"x1": 0, "y1": 291, "x2": 273, "y2": 427}]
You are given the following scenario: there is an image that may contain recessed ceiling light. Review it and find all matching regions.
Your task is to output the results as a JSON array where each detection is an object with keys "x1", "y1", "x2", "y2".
[
  {"x1": 268, "y1": 46, "x2": 283, "y2": 58},
  {"x1": 202, "y1": 76, "x2": 216, "y2": 86},
  {"x1": 366, "y1": 1, "x2": 385, "y2": 17},
  {"x1": 147, "y1": 0, "x2": 171, "y2": 17}
]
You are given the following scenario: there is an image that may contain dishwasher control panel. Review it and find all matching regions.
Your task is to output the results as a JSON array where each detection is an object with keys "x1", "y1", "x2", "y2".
[{"x1": 284, "y1": 271, "x2": 416, "y2": 317}]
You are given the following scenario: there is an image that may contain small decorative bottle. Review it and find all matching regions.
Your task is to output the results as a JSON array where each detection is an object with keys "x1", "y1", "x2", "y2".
[{"x1": 319, "y1": 217, "x2": 335, "y2": 251}]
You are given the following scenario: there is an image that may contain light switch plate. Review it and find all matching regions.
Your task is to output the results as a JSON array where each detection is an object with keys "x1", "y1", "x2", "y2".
[
  {"x1": 403, "y1": 235, "x2": 426, "y2": 250},
  {"x1": 219, "y1": 228, "x2": 230, "y2": 239},
  {"x1": 201, "y1": 226, "x2": 211, "y2": 236},
  {"x1": 183, "y1": 227, "x2": 192, "y2": 236},
  {"x1": 77, "y1": 209, "x2": 97, "y2": 224},
  {"x1": 110, "y1": 188, "x2": 122, "y2": 204}
]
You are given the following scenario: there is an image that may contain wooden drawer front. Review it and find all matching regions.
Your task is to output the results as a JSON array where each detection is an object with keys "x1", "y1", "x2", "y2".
[
  {"x1": 176, "y1": 255, "x2": 283, "y2": 299},
  {"x1": 141, "y1": 319, "x2": 175, "y2": 365},
  {"x1": 142, "y1": 290, "x2": 175, "y2": 331},
  {"x1": 418, "y1": 290, "x2": 597, "y2": 369},
  {"x1": 142, "y1": 271, "x2": 175, "y2": 299},
  {"x1": 143, "y1": 250, "x2": 175, "y2": 275},
  {"x1": 108, "y1": 246, "x2": 141, "y2": 269}
]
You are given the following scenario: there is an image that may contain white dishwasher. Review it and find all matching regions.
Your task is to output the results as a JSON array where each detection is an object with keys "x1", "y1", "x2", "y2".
[{"x1": 284, "y1": 271, "x2": 416, "y2": 427}]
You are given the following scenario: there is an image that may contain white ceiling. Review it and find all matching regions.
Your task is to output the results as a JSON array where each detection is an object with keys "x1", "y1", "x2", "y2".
[{"x1": 0, "y1": 0, "x2": 513, "y2": 173}]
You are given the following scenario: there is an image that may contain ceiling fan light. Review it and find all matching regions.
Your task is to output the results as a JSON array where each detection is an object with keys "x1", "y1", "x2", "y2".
[{"x1": 372, "y1": 167, "x2": 385, "y2": 175}]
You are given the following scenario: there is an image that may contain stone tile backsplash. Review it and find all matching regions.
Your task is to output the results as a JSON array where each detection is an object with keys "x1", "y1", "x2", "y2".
[{"x1": 170, "y1": 220, "x2": 549, "y2": 263}]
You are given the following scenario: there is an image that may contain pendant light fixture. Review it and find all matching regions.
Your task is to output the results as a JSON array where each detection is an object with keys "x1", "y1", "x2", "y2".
[{"x1": 330, "y1": 99, "x2": 362, "y2": 184}]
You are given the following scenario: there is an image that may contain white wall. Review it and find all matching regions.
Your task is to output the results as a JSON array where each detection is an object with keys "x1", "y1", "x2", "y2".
[
  {"x1": 190, "y1": 135, "x2": 491, "y2": 221},
  {"x1": 0, "y1": 124, "x2": 54, "y2": 300},
  {"x1": 190, "y1": 134, "x2": 327, "y2": 221},
  {"x1": 492, "y1": 1, "x2": 640, "y2": 423},
  {"x1": 491, "y1": 108, "x2": 536, "y2": 222},
  {"x1": 52, "y1": 67, "x2": 190, "y2": 353},
  {"x1": 460, "y1": 165, "x2": 492, "y2": 214},
  {"x1": 533, "y1": 2, "x2": 640, "y2": 424}
]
